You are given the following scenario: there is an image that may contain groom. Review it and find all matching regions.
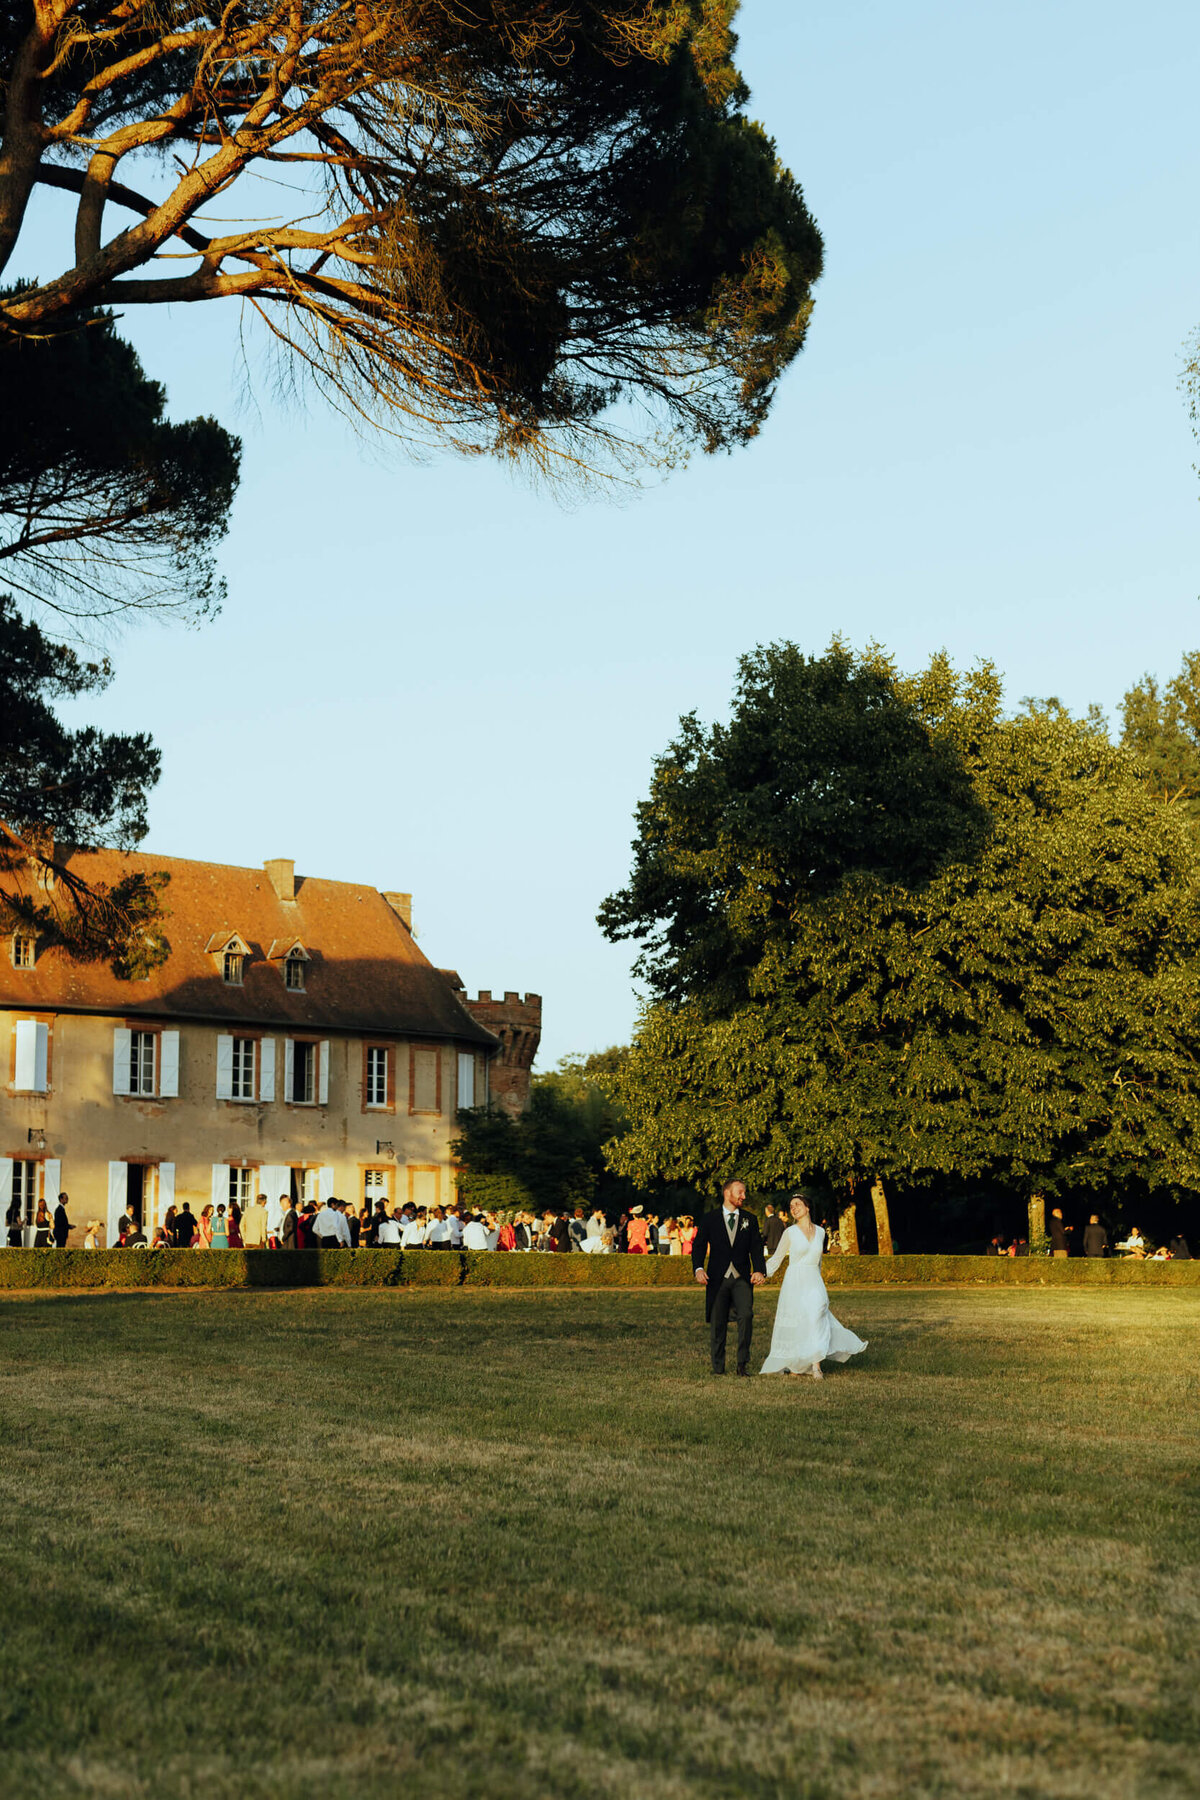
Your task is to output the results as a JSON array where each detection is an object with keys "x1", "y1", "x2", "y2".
[{"x1": 692, "y1": 1178, "x2": 766, "y2": 1375}]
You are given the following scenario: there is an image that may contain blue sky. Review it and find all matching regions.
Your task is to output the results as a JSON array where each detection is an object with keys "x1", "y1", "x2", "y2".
[{"x1": 16, "y1": 0, "x2": 1200, "y2": 1064}]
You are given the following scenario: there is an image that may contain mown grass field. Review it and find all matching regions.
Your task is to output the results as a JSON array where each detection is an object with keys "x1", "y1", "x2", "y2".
[{"x1": 0, "y1": 1286, "x2": 1197, "y2": 1799}]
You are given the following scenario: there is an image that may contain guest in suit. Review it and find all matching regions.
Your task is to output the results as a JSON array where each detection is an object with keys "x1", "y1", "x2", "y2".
[
  {"x1": 763, "y1": 1205, "x2": 788, "y2": 1257},
  {"x1": 52, "y1": 1192, "x2": 71, "y2": 1248},
  {"x1": 279, "y1": 1199, "x2": 299, "y2": 1249},
  {"x1": 173, "y1": 1205, "x2": 196, "y2": 1247},
  {"x1": 691, "y1": 1178, "x2": 767, "y2": 1375},
  {"x1": 1048, "y1": 1209, "x2": 1072, "y2": 1257},
  {"x1": 1082, "y1": 1215, "x2": 1109, "y2": 1258},
  {"x1": 549, "y1": 1213, "x2": 571, "y2": 1252}
]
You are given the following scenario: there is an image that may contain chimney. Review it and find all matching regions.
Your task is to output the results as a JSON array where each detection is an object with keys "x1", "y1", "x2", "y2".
[
  {"x1": 383, "y1": 891, "x2": 412, "y2": 929},
  {"x1": 264, "y1": 859, "x2": 295, "y2": 902}
]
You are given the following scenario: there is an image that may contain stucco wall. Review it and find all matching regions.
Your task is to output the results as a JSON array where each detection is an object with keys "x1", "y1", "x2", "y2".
[{"x1": 2, "y1": 1009, "x2": 486, "y2": 1241}]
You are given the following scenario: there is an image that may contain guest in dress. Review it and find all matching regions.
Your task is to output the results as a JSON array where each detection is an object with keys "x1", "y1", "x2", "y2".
[
  {"x1": 495, "y1": 1215, "x2": 516, "y2": 1252},
  {"x1": 227, "y1": 1203, "x2": 243, "y2": 1248},
  {"x1": 33, "y1": 1199, "x2": 53, "y2": 1247},
  {"x1": 677, "y1": 1216, "x2": 697, "y2": 1259},
  {"x1": 83, "y1": 1220, "x2": 102, "y2": 1249},
  {"x1": 6, "y1": 1198, "x2": 22, "y2": 1246},
  {"x1": 197, "y1": 1205, "x2": 214, "y2": 1248},
  {"x1": 210, "y1": 1205, "x2": 229, "y2": 1249},
  {"x1": 626, "y1": 1208, "x2": 650, "y2": 1254}
]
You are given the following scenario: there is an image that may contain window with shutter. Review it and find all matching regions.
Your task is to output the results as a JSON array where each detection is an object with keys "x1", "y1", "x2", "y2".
[
  {"x1": 457, "y1": 1052, "x2": 476, "y2": 1111},
  {"x1": 410, "y1": 1046, "x2": 440, "y2": 1114}
]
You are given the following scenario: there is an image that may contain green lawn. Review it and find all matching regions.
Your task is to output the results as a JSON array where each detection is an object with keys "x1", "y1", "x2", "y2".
[{"x1": 0, "y1": 1287, "x2": 1197, "y2": 1799}]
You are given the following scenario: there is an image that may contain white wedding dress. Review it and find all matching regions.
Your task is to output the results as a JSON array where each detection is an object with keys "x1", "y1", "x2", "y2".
[{"x1": 760, "y1": 1224, "x2": 868, "y2": 1374}]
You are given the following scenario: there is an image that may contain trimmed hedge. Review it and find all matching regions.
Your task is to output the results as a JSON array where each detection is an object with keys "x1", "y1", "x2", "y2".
[
  {"x1": 0, "y1": 1247, "x2": 459, "y2": 1291},
  {"x1": 0, "y1": 1247, "x2": 1197, "y2": 1291}
]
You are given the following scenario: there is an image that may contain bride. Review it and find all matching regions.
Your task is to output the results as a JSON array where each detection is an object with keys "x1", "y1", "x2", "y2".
[{"x1": 760, "y1": 1194, "x2": 868, "y2": 1379}]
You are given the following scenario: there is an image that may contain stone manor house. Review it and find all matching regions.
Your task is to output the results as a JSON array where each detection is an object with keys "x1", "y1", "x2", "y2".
[{"x1": 1, "y1": 848, "x2": 540, "y2": 1246}]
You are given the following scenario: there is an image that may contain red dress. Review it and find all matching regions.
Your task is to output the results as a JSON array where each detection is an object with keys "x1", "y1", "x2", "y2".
[
  {"x1": 496, "y1": 1224, "x2": 516, "y2": 1252},
  {"x1": 626, "y1": 1217, "x2": 649, "y2": 1254}
]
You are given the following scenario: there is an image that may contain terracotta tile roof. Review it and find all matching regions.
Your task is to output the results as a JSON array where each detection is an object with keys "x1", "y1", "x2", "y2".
[{"x1": 0, "y1": 848, "x2": 498, "y2": 1046}]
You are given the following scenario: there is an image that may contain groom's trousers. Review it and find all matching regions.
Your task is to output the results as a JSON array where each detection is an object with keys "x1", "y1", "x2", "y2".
[{"x1": 710, "y1": 1276, "x2": 753, "y2": 1372}]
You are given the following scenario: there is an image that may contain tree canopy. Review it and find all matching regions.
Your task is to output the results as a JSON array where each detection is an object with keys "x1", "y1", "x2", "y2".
[
  {"x1": 0, "y1": 596, "x2": 169, "y2": 971},
  {"x1": 0, "y1": 299, "x2": 240, "y2": 623},
  {"x1": 1120, "y1": 649, "x2": 1200, "y2": 822},
  {"x1": 598, "y1": 639, "x2": 989, "y2": 1013},
  {"x1": 0, "y1": 0, "x2": 823, "y2": 480},
  {"x1": 603, "y1": 644, "x2": 1200, "y2": 1217}
]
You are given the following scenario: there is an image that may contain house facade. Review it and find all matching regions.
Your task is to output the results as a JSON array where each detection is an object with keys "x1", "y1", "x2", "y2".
[{"x1": 1, "y1": 849, "x2": 539, "y2": 1245}]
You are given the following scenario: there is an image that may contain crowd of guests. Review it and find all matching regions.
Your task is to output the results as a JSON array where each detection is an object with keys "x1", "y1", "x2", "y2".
[
  {"x1": 988, "y1": 1208, "x2": 1193, "y2": 1259},
  {"x1": 5, "y1": 1191, "x2": 711, "y2": 1253},
  {"x1": 9, "y1": 1190, "x2": 1195, "y2": 1260}
]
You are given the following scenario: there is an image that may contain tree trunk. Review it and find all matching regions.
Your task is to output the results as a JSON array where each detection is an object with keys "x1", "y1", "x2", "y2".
[
  {"x1": 1028, "y1": 1193, "x2": 1046, "y2": 1251},
  {"x1": 870, "y1": 1174, "x2": 894, "y2": 1256},
  {"x1": 839, "y1": 1201, "x2": 859, "y2": 1255}
]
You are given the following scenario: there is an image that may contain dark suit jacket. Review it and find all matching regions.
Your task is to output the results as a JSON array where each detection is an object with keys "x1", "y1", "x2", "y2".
[
  {"x1": 52, "y1": 1204, "x2": 70, "y2": 1247},
  {"x1": 280, "y1": 1208, "x2": 299, "y2": 1249},
  {"x1": 1082, "y1": 1223, "x2": 1108, "y2": 1257},
  {"x1": 691, "y1": 1209, "x2": 766, "y2": 1320}
]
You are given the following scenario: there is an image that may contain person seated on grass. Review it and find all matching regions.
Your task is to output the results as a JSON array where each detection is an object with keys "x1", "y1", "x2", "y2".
[
  {"x1": 1169, "y1": 1233, "x2": 1192, "y2": 1259},
  {"x1": 83, "y1": 1219, "x2": 102, "y2": 1249},
  {"x1": 1148, "y1": 1243, "x2": 1172, "y2": 1261},
  {"x1": 1117, "y1": 1227, "x2": 1148, "y2": 1257}
]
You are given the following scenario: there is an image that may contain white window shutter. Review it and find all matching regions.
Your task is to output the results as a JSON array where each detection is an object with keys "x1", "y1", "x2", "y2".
[
  {"x1": 0, "y1": 1160, "x2": 11, "y2": 1225},
  {"x1": 318, "y1": 1165, "x2": 335, "y2": 1203},
  {"x1": 106, "y1": 1162, "x2": 127, "y2": 1247},
  {"x1": 112, "y1": 1028, "x2": 132, "y2": 1096},
  {"x1": 259, "y1": 1038, "x2": 276, "y2": 1102},
  {"x1": 458, "y1": 1052, "x2": 475, "y2": 1110},
  {"x1": 158, "y1": 1162, "x2": 175, "y2": 1217},
  {"x1": 284, "y1": 1039, "x2": 294, "y2": 1104},
  {"x1": 42, "y1": 1159, "x2": 61, "y2": 1206},
  {"x1": 215, "y1": 1034, "x2": 234, "y2": 1100},
  {"x1": 14, "y1": 1020, "x2": 39, "y2": 1091},
  {"x1": 33, "y1": 1023, "x2": 48, "y2": 1092},
  {"x1": 318, "y1": 1041, "x2": 330, "y2": 1105},
  {"x1": 159, "y1": 1031, "x2": 179, "y2": 1098},
  {"x1": 260, "y1": 1167, "x2": 287, "y2": 1233},
  {"x1": 212, "y1": 1164, "x2": 227, "y2": 1209}
]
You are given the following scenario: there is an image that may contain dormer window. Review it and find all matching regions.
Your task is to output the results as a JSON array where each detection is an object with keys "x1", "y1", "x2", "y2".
[
  {"x1": 268, "y1": 938, "x2": 311, "y2": 990},
  {"x1": 207, "y1": 930, "x2": 252, "y2": 984},
  {"x1": 11, "y1": 935, "x2": 35, "y2": 970}
]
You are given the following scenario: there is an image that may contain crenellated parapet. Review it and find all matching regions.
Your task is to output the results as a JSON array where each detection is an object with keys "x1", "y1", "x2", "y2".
[{"x1": 459, "y1": 990, "x2": 542, "y2": 1114}]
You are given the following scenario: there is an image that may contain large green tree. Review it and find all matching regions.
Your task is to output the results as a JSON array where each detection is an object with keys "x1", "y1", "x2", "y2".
[
  {"x1": 0, "y1": 0, "x2": 822, "y2": 480},
  {"x1": 602, "y1": 644, "x2": 1200, "y2": 1234},
  {"x1": 0, "y1": 298, "x2": 240, "y2": 623}
]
